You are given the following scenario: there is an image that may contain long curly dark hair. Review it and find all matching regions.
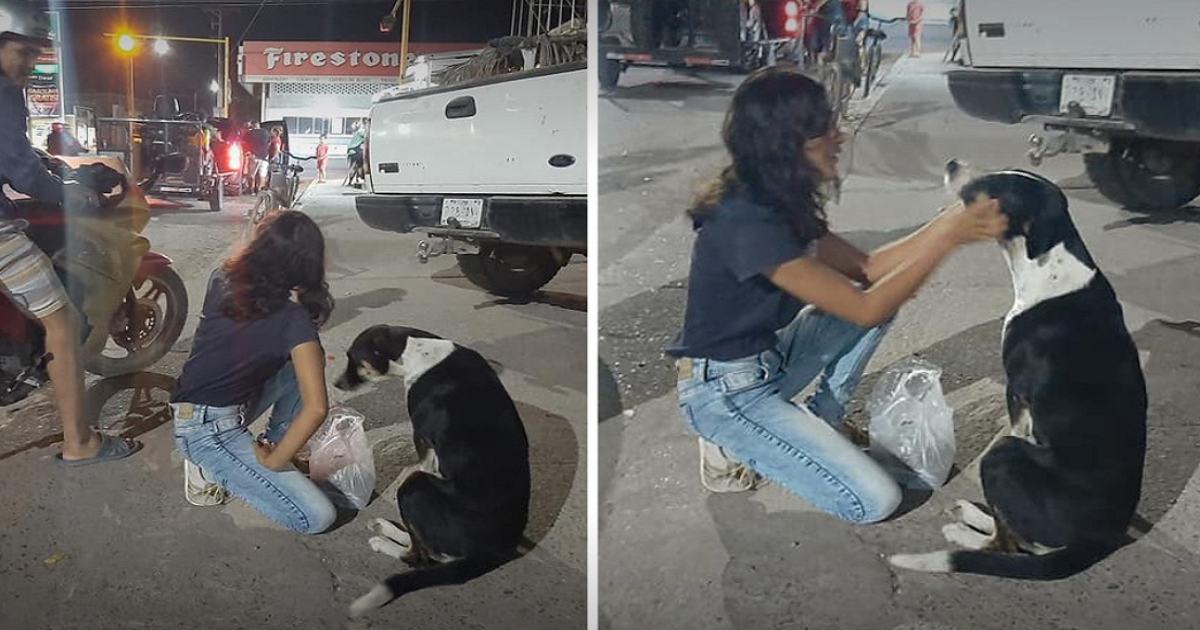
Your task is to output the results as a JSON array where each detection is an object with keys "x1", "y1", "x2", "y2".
[
  {"x1": 689, "y1": 68, "x2": 834, "y2": 242},
  {"x1": 221, "y1": 210, "x2": 334, "y2": 327}
]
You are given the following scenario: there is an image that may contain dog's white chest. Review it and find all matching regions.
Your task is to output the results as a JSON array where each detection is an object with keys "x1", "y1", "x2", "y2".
[{"x1": 1000, "y1": 238, "x2": 1095, "y2": 340}]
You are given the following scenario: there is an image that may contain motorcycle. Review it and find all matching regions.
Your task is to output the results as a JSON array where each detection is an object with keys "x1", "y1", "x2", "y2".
[{"x1": 0, "y1": 153, "x2": 189, "y2": 406}]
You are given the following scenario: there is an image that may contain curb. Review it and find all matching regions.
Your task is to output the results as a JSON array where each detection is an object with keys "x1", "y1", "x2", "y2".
[{"x1": 294, "y1": 177, "x2": 320, "y2": 208}]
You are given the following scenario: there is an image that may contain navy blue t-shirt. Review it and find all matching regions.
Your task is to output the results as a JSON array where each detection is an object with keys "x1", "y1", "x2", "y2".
[
  {"x1": 666, "y1": 192, "x2": 816, "y2": 360},
  {"x1": 172, "y1": 269, "x2": 320, "y2": 407}
]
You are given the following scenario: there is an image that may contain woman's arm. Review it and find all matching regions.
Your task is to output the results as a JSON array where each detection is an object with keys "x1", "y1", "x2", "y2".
[
  {"x1": 770, "y1": 198, "x2": 1004, "y2": 328},
  {"x1": 255, "y1": 341, "x2": 329, "y2": 471},
  {"x1": 814, "y1": 233, "x2": 869, "y2": 284},
  {"x1": 861, "y1": 210, "x2": 966, "y2": 284}
]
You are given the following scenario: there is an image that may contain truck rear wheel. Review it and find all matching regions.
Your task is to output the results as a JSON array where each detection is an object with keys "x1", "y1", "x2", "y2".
[
  {"x1": 600, "y1": 58, "x2": 621, "y2": 88},
  {"x1": 1084, "y1": 140, "x2": 1200, "y2": 212},
  {"x1": 457, "y1": 245, "x2": 563, "y2": 297}
]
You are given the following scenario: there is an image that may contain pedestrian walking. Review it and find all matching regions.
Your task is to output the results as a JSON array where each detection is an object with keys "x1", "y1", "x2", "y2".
[
  {"x1": 906, "y1": 0, "x2": 924, "y2": 57},
  {"x1": 315, "y1": 134, "x2": 328, "y2": 183},
  {"x1": 666, "y1": 68, "x2": 1007, "y2": 523}
]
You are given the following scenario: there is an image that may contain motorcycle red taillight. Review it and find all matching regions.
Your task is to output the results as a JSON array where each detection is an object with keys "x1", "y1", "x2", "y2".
[
  {"x1": 227, "y1": 141, "x2": 242, "y2": 171},
  {"x1": 784, "y1": 1, "x2": 800, "y2": 34}
]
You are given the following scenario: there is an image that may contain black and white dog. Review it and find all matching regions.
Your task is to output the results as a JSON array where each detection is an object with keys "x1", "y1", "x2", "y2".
[
  {"x1": 334, "y1": 325, "x2": 531, "y2": 616},
  {"x1": 889, "y1": 162, "x2": 1147, "y2": 580}
]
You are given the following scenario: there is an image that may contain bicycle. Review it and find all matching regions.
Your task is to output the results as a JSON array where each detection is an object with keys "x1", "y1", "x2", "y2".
[
  {"x1": 822, "y1": 22, "x2": 858, "y2": 122},
  {"x1": 246, "y1": 152, "x2": 316, "y2": 232},
  {"x1": 798, "y1": 8, "x2": 858, "y2": 123},
  {"x1": 859, "y1": 14, "x2": 903, "y2": 99}
]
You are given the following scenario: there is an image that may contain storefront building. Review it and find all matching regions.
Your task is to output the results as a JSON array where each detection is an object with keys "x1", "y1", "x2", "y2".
[{"x1": 238, "y1": 40, "x2": 480, "y2": 158}]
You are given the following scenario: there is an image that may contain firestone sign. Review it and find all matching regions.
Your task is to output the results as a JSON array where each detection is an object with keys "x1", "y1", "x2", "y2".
[{"x1": 241, "y1": 41, "x2": 481, "y2": 83}]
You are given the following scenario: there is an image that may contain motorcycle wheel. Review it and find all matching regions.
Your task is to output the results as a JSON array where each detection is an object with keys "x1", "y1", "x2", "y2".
[{"x1": 85, "y1": 266, "x2": 189, "y2": 377}]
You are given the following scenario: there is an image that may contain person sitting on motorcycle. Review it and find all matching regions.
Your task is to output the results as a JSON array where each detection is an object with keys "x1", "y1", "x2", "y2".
[
  {"x1": 46, "y1": 121, "x2": 83, "y2": 157},
  {"x1": 0, "y1": 0, "x2": 138, "y2": 465}
]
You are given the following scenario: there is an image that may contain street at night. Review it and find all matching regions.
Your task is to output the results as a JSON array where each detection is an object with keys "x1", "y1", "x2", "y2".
[{"x1": 0, "y1": 1, "x2": 587, "y2": 628}]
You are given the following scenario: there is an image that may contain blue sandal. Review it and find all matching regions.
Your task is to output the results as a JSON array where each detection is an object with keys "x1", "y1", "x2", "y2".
[{"x1": 55, "y1": 434, "x2": 141, "y2": 468}]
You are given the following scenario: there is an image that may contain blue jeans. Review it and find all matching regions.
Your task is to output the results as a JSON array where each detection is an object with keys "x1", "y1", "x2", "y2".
[
  {"x1": 677, "y1": 307, "x2": 902, "y2": 524},
  {"x1": 171, "y1": 363, "x2": 337, "y2": 535}
]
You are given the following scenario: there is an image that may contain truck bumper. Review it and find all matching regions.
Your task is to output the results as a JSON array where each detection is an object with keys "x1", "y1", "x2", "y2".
[
  {"x1": 355, "y1": 194, "x2": 588, "y2": 250},
  {"x1": 946, "y1": 68, "x2": 1200, "y2": 141}
]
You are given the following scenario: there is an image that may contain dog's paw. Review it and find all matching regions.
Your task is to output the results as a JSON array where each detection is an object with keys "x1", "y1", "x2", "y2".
[
  {"x1": 942, "y1": 523, "x2": 989, "y2": 550},
  {"x1": 950, "y1": 499, "x2": 995, "y2": 534},
  {"x1": 369, "y1": 535, "x2": 406, "y2": 559},
  {"x1": 368, "y1": 518, "x2": 412, "y2": 547}
]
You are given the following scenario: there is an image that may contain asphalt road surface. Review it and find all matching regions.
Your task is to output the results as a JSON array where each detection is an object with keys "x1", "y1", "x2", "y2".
[
  {"x1": 598, "y1": 47, "x2": 1200, "y2": 630},
  {"x1": 0, "y1": 165, "x2": 587, "y2": 629}
]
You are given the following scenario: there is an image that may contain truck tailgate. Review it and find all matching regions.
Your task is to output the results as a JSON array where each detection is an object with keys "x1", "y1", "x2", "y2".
[
  {"x1": 367, "y1": 63, "x2": 586, "y2": 196},
  {"x1": 966, "y1": 0, "x2": 1200, "y2": 70}
]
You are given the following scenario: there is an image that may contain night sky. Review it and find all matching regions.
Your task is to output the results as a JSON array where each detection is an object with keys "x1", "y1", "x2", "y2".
[{"x1": 53, "y1": 0, "x2": 517, "y2": 114}]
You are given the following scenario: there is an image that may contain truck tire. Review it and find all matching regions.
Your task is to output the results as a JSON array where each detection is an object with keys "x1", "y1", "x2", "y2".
[
  {"x1": 1084, "y1": 140, "x2": 1200, "y2": 212},
  {"x1": 600, "y1": 58, "x2": 621, "y2": 88},
  {"x1": 457, "y1": 245, "x2": 563, "y2": 297}
]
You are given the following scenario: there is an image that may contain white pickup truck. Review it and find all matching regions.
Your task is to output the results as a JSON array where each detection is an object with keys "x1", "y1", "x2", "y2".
[
  {"x1": 355, "y1": 61, "x2": 587, "y2": 296},
  {"x1": 946, "y1": 0, "x2": 1200, "y2": 211}
]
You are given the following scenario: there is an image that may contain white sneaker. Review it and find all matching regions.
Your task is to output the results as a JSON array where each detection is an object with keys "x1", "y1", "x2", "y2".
[
  {"x1": 698, "y1": 438, "x2": 761, "y2": 493},
  {"x1": 184, "y1": 459, "x2": 229, "y2": 507}
]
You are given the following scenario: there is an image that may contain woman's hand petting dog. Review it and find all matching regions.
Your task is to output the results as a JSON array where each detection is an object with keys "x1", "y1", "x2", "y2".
[{"x1": 938, "y1": 197, "x2": 1008, "y2": 246}]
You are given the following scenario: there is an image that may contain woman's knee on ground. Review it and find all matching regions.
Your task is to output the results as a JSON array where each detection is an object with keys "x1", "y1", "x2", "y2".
[
  {"x1": 846, "y1": 476, "x2": 902, "y2": 524},
  {"x1": 290, "y1": 496, "x2": 337, "y2": 535}
]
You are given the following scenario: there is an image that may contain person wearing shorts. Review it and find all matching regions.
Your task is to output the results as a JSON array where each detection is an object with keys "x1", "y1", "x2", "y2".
[
  {"x1": 906, "y1": 0, "x2": 924, "y2": 56},
  {"x1": 0, "y1": 0, "x2": 138, "y2": 466}
]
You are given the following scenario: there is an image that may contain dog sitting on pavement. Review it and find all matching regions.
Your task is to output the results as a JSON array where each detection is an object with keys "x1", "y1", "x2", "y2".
[
  {"x1": 888, "y1": 161, "x2": 1147, "y2": 580},
  {"x1": 334, "y1": 324, "x2": 531, "y2": 617}
]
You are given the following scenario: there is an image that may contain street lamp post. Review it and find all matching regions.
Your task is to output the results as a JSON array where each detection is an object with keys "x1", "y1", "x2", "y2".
[
  {"x1": 105, "y1": 32, "x2": 231, "y2": 117},
  {"x1": 380, "y1": 0, "x2": 412, "y2": 83}
]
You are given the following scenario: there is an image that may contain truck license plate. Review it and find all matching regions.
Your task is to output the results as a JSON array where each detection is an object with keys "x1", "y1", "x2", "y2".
[
  {"x1": 1059, "y1": 74, "x2": 1115, "y2": 117},
  {"x1": 440, "y1": 198, "x2": 483, "y2": 229}
]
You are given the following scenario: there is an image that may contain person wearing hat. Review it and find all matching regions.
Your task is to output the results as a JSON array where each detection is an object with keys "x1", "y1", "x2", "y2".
[{"x1": 0, "y1": 0, "x2": 138, "y2": 465}]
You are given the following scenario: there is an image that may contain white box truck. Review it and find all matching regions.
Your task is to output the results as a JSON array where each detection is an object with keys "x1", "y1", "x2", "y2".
[
  {"x1": 946, "y1": 0, "x2": 1200, "y2": 211},
  {"x1": 355, "y1": 61, "x2": 587, "y2": 296}
]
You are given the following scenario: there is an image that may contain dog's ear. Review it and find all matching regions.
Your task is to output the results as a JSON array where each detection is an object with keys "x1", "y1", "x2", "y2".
[
  {"x1": 1023, "y1": 186, "x2": 1071, "y2": 260},
  {"x1": 944, "y1": 159, "x2": 974, "y2": 196}
]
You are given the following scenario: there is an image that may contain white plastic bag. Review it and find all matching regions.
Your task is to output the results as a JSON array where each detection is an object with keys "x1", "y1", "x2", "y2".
[
  {"x1": 866, "y1": 357, "x2": 955, "y2": 489},
  {"x1": 306, "y1": 406, "x2": 376, "y2": 509}
]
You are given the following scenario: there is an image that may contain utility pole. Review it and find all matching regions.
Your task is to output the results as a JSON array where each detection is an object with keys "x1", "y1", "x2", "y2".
[{"x1": 204, "y1": 7, "x2": 224, "y2": 116}]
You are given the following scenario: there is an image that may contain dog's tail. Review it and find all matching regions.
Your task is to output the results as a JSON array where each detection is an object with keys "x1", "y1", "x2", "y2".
[
  {"x1": 348, "y1": 553, "x2": 513, "y2": 618},
  {"x1": 889, "y1": 540, "x2": 1126, "y2": 581}
]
